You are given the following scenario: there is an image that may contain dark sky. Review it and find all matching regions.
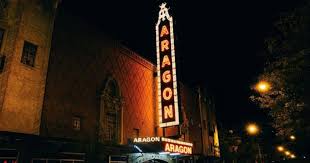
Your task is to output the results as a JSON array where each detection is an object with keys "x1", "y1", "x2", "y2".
[{"x1": 61, "y1": 0, "x2": 306, "y2": 128}]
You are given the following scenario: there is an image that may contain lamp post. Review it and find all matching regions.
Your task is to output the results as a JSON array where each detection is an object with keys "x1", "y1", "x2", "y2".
[{"x1": 246, "y1": 123, "x2": 263, "y2": 163}]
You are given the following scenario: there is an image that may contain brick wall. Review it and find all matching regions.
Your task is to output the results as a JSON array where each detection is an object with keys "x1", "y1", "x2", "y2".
[
  {"x1": 0, "y1": 0, "x2": 58, "y2": 135},
  {"x1": 41, "y1": 12, "x2": 157, "y2": 143}
]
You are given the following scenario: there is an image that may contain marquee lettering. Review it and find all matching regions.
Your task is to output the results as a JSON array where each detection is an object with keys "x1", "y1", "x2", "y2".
[
  {"x1": 156, "y1": 2, "x2": 179, "y2": 127},
  {"x1": 164, "y1": 143, "x2": 193, "y2": 154},
  {"x1": 162, "y1": 87, "x2": 173, "y2": 101},
  {"x1": 160, "y1": 25, "x2": 169, "y2": 37},
  {"x1": 162, "y1": 70, "x2": 171, "y2": 83},
  {"x1": 161, "y1": 55, "x2": 171, "y2": 68},
  {"x1": 133, "y1": 137, "x2": 161, "y2": 143},
  {"x1": 133, "y1": 136, "x2": 193, "y2": 155},
  {"x1": 161, "y1": 40, "x2": 170, "y2": 52},
  {"x1": 164, "y1": 105, "x2": 173, "y2": 119}
]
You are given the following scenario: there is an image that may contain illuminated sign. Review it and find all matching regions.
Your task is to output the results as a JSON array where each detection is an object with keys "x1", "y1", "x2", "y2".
[
  {"x1": 164, "y1": 143, "x2": 192, "y2": 155},
  {"x1": 156, "y1": 2, "x2": 179, "y2": 127},
  {"x1": 161, "y1": 137, "x2": 193, "y2": 147},
  {"x1": 133, "y1": 137, "x2": 161, "y2": 143},
  {"x1": 132, "y1": 137, "x2": 193, "y2": 155}
]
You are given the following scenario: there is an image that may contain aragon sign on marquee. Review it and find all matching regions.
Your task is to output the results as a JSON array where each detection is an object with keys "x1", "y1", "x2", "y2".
[
  {"x1": 132, "y1": 137, "x2": 193, "y2": 155},
  {"x1": 133, "y1": 137, "x2": 161, "y2": 143},
  {"x1": 156, "y1": 2, "x2": 179, "y2": 127}
]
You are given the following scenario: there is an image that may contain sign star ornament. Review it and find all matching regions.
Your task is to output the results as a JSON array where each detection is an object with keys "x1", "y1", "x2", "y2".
[{"x1": 158, "y1": 3, "x2": 171, "y2": 21}]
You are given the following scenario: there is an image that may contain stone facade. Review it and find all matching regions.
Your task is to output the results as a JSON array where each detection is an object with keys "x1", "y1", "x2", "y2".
[{"x1": 0, "y1": 0, "x2": 60, "y2": 134}]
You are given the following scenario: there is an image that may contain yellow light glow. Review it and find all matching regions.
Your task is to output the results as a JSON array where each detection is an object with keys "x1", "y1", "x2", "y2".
[
  {"x1": 164, "y1": 143, "x2": 192, "y2": 154},
  {"x1": 160, "y1": 25, "x2": 169, "y2": 37},
  {"x1": 162, "y1": 87, "x2": 173, "y2": 100},
  {"x1": 161, "y1": 40, "x2": 170, "y2": 52},
  {"x1": 290, "y1": 154, "x2": 296, "y2": 159},
  {"x1": 133, "y1": 137, "x2": 161, "y2": 143},
  {"x1": 162, "y1": 70, "x2": 171, "y2": 83},
  {"x1": 246, "y1": 123, "x2": 259, "y2": 135},
  {"x1": 255, "y1": 81, "x2": 271, "y2": 93},
  {"x1": 157, "y1": 2, "x2": 179, "y2": 127},
  {"x1": 277, "y1": 146, "x2": 284, "y2": 152},
  {"x1": 161, "y1": 55, "x2": 171, "y2": 68},
  {"x1": 285, "y1": 151, "x2": 291, "y2": 156},
  {"x1": 290, "y1": 135, "x2": 296, "y2": 140},
  {"x1": 164, "y1": 105, "x2": 173, "y2": 119}
]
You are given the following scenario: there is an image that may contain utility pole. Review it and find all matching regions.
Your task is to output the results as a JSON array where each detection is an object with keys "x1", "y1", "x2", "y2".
[
  {"x1": 257, "y1": 141, "x2": 263, "y2": 163},
  {"x1": 197, "y1": 86, "x2": 205, "y2": 155}
]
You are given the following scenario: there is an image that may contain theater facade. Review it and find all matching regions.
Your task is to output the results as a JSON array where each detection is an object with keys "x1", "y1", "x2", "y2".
[{"x1": 0, "y1": 0, "x2": 220, "y2": 163}]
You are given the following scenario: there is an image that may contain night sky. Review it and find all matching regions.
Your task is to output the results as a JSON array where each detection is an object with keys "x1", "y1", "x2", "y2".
[{"x1": 61, "y1": 0, "x2": 306, "y2": 129}]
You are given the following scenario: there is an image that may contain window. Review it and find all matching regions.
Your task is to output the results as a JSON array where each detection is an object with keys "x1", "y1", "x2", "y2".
[
  {"x1": 0, "y1": 28, "x2": 5, "y2": 73},
  {"x1": 98, "y1": 78, "x2": 122, "y2": 143},
  {"x1": 72, "y1": 117, "x2": 81, "y2": 131},
  {"x1": 0, "y1": 55, "x2": 5, "y2": 72},
  {"x1": 105, "y1": 111, "x2": 117, "y2": 140},
  {"x1": 208, "y1": 122, "x2": 214, "y2": 135},
  {"x1": 0, "y1": 28, "x2": 4, "y2": 49},
  {"x1": 21, "y1": 41, "x2": 37, "y2": 67},
  {"x1": 0, "y1": 0, "x2": 8, "y2": 10},
  {"x1": 154, "y1": 127, "x2": 158, "y2": 135}
]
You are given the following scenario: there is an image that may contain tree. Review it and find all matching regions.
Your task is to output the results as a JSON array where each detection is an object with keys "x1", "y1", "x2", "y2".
[{"x1": 250, "y1": 1, "x2": 310, "y2": 143}]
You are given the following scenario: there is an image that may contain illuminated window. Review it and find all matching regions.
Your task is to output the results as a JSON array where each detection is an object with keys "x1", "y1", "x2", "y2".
[
  {"x1": 21, "y1": 41, "x2": 37, "y2": 67},
  {"x1": 99, "y1": 78, "x2": 122, "y2": 144},
  {"x1": 72, "y1": 116, "x2": 81, "y2": 131}
]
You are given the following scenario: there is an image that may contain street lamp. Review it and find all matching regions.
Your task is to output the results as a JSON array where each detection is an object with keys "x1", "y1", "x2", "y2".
[
  {"x1": 285, "y1": 151, "x2": 291, "y2": 156},
  {"x1": 246, "y1": 123, "x2": 262, "y2": 163},
  {"x1": 289, "y1": 135, "x2": 296, "y2": 141},
  {"x1": 246, "y1": 123, "x2": 259, "y2": 135},
  {"x1": 277, "y1": 146, "x2": 284, "y2": 152},
  {"x1": 255, "y1": 81, "x2": 271, "y2": 93},
  {"x1": 290, "y1": 154, "x2": 296, "y2": 159}
]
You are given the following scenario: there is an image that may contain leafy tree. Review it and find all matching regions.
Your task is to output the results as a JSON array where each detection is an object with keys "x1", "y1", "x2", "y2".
[
  {"x1": 250, "y1": 1, "x2": 309, "y2": 142},
  {"x1": 218, "y1": 127, "x2": 240, "y2": 163}
]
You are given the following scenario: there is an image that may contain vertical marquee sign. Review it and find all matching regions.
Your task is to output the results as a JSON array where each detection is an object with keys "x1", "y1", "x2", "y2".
[{"x1": 156, "y1": 3, "x2": 179, "y2": 127}]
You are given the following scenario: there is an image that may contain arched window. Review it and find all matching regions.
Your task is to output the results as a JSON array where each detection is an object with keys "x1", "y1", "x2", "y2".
[{"x1": 98, "y1": 77, "x2": 122, "y2": 144}]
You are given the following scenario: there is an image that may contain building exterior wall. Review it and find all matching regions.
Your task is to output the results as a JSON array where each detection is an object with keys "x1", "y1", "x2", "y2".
[
  {"x1": 0, "y1": 0, "x2": 59, "y2": 135},
  {"x1": 41, "y1": 12, "x2": 157, "y2": 144},
  {"x1": 0, "y1": 2, "x2": 220, "y2": 162},
  {"x1": 179, "y1": 85, "x2": 220, "y2": 157},
  {"x1": 201, "y1": 89, "x2": 220, "y2": 157},
  {"x1": 179, "y1": 84, "x2": 202, "y2": 154}
]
